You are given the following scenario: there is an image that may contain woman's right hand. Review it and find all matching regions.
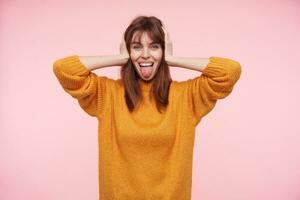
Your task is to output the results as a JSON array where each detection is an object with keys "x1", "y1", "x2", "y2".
[{"x1": 119, "y1": 33, "x2": 130, "y2": 62}]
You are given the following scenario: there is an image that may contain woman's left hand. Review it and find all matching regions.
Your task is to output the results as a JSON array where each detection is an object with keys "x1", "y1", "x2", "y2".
[{"x1": 161, "y1": 25, "x2": 173, "y2": 61}]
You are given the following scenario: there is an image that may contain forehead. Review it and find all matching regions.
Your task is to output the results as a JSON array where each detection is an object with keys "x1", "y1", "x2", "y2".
[{"x1": 131, "y1": 31, "x2": 155, "y2": 44}]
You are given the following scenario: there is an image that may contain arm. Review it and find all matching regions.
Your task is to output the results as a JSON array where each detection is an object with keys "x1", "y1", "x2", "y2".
[
  {"x1": 79, "y1": 55, "x2": 129, "y2": 71},
  {"x1": 180, "y1": 56, "x2": 242, "y2": 125},
  {"x1": 53, "y1": 54, "x2": 127, "y2": 117},
  {"x1": 161, "y1": 26, "x2": 241, "y2": 123},
  {"x1": 165, "y1": 56, "x2": 210, "y2": 72}
]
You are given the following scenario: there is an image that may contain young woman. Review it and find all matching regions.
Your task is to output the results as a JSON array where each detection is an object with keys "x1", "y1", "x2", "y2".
[{"x1": 53, "y1": 16, "x2": 241, "y2": 200}]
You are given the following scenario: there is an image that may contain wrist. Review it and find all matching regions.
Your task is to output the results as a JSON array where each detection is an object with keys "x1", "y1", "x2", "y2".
[
  {"x1": 164, "y1": 55, "x2": 174, "y2": 66},
  {"x1": 118, "y1": 54, "x2": 130, "y2": 65}
]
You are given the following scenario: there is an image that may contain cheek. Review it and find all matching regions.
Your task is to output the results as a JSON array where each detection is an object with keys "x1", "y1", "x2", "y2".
[
  {"x1": 153, "y1": 50, "x2": 163, "y2": 60},
  {"x1": 154, "y1": 55, "x2": 163, "y2": 63},
  {"x1": 130, "y1": 52, "x2": 139, "y2": 60}
]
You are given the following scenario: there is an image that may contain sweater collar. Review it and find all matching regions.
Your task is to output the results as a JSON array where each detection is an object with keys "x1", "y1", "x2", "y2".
[{"x1": 138, "y1": 79, "x2": 153, "y2": 91}]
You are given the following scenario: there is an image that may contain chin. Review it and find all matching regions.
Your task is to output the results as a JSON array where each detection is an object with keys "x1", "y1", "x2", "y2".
[{"x1": 140, "y1": 76, "x2": 154, "y2": 82}]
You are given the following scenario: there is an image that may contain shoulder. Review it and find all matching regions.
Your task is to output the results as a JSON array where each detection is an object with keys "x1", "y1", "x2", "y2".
[
  {"x1": 96, "y1": 76, "x2": 121, "y2": 93},
  {"x1": 171, "y1": 78, "x2": 197, "y2": 91},
  {"x1": 169, "y1": 80, "x2": 189, "y2": 97},
  {"x1": 97, "y1": 76, "x2": 119, "y2": 85}
]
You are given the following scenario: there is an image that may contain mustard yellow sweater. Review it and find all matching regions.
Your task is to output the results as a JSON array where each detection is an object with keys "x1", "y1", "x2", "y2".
[{"x1": 53, "y1": 55, "x2": 241, "y2": 200}]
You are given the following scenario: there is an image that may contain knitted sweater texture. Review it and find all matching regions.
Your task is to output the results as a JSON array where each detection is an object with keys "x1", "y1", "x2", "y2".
[{"x1": 53, "y1": 55, "x2": 241, "y2": 200}]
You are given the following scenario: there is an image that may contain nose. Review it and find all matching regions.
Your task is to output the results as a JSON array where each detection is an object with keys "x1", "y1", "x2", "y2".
[{"x1": 141, "y1": 48, "x2": 150, "y2": 58}]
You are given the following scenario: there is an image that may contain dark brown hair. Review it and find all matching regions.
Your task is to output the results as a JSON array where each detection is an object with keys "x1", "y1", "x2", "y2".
[{"x1": 120, "y1": 15, "x2": 172, "y2": 113}]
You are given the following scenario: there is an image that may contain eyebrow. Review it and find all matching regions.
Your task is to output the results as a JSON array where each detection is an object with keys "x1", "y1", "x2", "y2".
[{"x1": 131, "y1": 41, "x2": 159, "y2": 45}]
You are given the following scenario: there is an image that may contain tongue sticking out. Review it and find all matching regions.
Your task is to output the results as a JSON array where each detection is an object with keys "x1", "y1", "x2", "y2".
[{"x1": 140, "y1": 66, "x2": 153, "y2": 77}]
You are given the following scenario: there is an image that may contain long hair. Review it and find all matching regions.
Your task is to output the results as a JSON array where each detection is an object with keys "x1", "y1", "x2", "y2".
[{"x1": 120, "y1": 15, "x2": 172, "y2": 113}]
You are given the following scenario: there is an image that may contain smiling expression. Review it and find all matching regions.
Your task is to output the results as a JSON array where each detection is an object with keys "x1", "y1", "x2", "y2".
[{"x1": 130, "y1": 31, "x2": 163, "y2": 81}]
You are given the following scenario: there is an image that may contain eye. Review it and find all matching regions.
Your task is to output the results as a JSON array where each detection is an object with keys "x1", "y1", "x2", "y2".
[
  {"x1": 133, "y1": 45, "x2": 141, "y2": 49},
  {"x1": 151, "y1": 45, "x2": 159, "y2": 49}
]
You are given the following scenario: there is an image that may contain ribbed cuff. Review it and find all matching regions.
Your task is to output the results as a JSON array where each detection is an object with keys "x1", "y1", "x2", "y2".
[
  {"x1": 55, "y1": 54, "x2": 90, "y2": 75},
  {"x1": 203, "y1": 56, "x2": 241, "y2": 78}
]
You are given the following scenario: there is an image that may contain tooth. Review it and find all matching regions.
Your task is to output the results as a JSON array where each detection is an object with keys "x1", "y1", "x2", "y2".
[{"x1": 140, "y1": 63, "x2": 153, "y2": 66}]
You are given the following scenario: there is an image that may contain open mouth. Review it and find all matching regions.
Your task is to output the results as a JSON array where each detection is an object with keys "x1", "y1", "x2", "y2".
[
  {"x1": 139, "y1": 62, "x2": 154, "y2": 67},
  {"x1": 138, "y1": 62, "x2": 154, "y2": 78}
]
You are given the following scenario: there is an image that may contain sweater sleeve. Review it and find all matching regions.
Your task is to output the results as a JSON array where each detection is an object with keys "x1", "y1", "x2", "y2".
[
  {"x1": 185, "y1": 56, "x2": 242, "y2": 125},
  {"x1": 53, "y1": 55, "x2": 108, "y2": 118}
]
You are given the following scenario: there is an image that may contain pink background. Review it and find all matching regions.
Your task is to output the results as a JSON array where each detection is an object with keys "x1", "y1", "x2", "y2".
[{"x1": 1, "y1": 0, "x2": 300, "y2": 199}]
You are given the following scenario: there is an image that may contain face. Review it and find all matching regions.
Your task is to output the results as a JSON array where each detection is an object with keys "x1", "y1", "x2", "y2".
[{"x1": 130, "y1": 31, "x2": 163, "y2": 81}]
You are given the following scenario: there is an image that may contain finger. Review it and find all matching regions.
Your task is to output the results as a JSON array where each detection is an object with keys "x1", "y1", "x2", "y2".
[
  {"x1": 161, "y1": 26, "x2": 167, "y2": 37},
  {"x1": 162, "y1": 21, "x2": 168, "y2": 31},
  {"x1": 122, "y1": 32, "x2": 126, "y2": 42},
  {"x1": 162, "y1": 28, "x2": 170, "y2": 42},
  {"x1": 162, "y1": 25, "x2": 167, "y2": 33}
]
